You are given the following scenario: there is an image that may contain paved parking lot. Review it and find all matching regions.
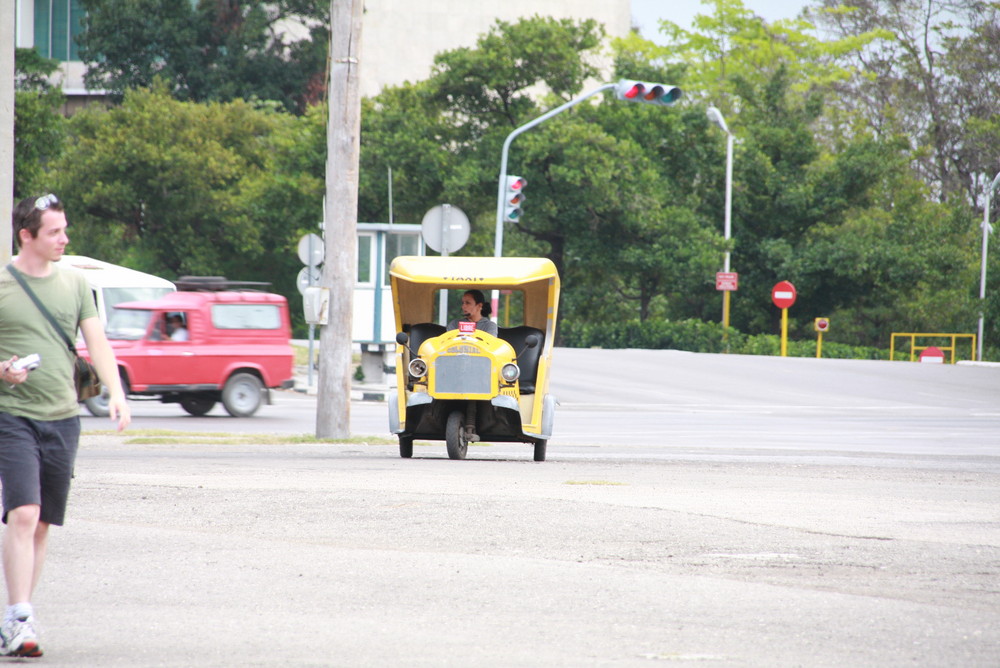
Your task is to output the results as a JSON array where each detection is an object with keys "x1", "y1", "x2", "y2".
[{"x1": 23, "y1": 430, "x2": 1000, "y2": 667}]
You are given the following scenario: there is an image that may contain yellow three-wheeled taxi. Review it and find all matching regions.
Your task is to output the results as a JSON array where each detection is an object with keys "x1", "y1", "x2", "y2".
[{"x1": 388, "y1": 256, "x2": 559, "y2": 461}]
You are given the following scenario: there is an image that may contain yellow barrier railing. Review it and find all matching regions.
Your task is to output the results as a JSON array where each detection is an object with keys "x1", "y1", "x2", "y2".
[{"x1": 890, "y1": 332, "x2": 977, "y2": 363}]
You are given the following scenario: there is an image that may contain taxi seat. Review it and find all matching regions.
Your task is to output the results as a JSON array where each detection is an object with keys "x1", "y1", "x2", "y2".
[
  {"x1": 406, "y1": 323, "x2": 446, "y2": 356},
  {"x1": 498, "y1": 326, "x2": 544, "y2": 393}
]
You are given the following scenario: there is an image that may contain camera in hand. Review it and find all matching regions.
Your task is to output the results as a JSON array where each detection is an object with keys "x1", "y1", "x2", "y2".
[{"x1": 12, "y1": 354, "x2": 41, "y2": 372}]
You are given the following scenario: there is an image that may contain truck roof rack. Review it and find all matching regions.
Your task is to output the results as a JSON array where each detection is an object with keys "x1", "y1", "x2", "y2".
[{"x1": 175, "y1": 276, "x2": 272, "y2": 292}]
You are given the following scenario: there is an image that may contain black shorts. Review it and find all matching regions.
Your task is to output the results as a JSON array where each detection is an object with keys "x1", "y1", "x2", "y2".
[{"x1": 0, "y1": 412, "x2": 81, "y2": 526}]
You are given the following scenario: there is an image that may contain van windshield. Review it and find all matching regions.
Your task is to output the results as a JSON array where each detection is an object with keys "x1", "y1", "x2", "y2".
[
  {"x1": 104, "y1": 287, "x2": 174, "y2": 318},
  {"x1": 106, "y1": 309, "x2": 154, "y2": 340}
]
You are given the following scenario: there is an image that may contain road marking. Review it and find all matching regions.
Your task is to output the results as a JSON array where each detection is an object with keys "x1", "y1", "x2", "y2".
[{"x1": 702, "y1": 552, "x2": 803, "y2": 560}]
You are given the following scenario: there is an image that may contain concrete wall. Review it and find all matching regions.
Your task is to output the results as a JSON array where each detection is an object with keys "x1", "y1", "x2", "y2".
[{"x1": 358, "y1": 0, "x2": 631, "y2": 98}]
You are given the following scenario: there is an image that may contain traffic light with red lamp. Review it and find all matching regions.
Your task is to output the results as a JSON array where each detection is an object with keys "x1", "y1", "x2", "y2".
[
  {"x1": 614, "y1": 80, "x2": 682, "y2": 106},
  {"x1": 503, "y1": 175, "x2": 527, "y2": 222}
]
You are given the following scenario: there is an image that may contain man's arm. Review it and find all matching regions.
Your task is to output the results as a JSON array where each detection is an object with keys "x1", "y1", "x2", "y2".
[{"x1": 79, "y1": 317, "x2": 131, "y2": 431}]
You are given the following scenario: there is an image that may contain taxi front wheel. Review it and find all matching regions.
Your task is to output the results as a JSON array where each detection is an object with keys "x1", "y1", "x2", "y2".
[
  {"x1": 533, "y1": 440, "x2": 547, "y2": 462},
  {"x1": 445, "y1": 410, "x2": 468, "y2": 460},
  {"x1": 399, "y1": 435, "x2": 413, "y2": 458}
]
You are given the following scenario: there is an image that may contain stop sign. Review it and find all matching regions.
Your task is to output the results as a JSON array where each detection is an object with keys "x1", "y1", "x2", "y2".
[{"x1": 772, "y1": 281, "x2": 797, "y2": 309}]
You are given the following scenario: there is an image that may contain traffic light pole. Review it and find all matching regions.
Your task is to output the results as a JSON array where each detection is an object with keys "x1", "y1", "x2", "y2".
[
  {"x1": 491, "y1": 83, "x2": 616, "y2": 314},
  {"x1": 490, "y1": 79, "x2": 682, "y2": 315},
  {"x1": 493, "y1": 82, "x2": 616, "y2": 259}
]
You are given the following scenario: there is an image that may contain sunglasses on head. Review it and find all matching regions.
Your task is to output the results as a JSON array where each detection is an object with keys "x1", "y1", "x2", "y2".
[{"x1": 34, "y1": 194, "x2": 59, "y2": 211}]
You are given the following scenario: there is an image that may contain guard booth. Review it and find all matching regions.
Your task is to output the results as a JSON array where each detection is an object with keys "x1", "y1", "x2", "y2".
[{"x1": 354, "y1": 223, "x2": 424, "y2": 382}]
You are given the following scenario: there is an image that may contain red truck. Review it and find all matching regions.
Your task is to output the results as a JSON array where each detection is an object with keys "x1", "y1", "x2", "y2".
[{"x1": 81, "y1": 281, "x2": 295, "y2": 417}]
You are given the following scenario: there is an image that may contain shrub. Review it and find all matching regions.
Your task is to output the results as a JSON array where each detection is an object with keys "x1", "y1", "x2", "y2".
[{"x1": 560, "y1": 318, "x2": 886, "y2": 360}]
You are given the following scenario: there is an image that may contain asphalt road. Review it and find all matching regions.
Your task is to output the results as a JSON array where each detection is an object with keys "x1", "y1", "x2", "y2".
[
  {"x1": 86, "y1": 348, "x2": 1000, "y2": 467},
  {"x1": 43, "y1": 350, "x2": 1000, "y2": 666}
]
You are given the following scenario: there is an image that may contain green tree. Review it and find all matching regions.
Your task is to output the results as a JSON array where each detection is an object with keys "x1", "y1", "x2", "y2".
[
  {"x1": 617, "y1": 0, "x2": 885, "y2": 106},
  {"x1": 429, "y1": 15, "x2": 605, "y2": 138},
  {"x1": 780, "y1": 131, "x2": 977, "y2": 345},
  {"x1": 613, "y1": 0, "x2": 986, "y2": 350},
  {"x1": 235, "y1": 103, "x2": 328, "y2": 334},
  {"x1": 358, "y1": 82, "x2": 456, "y2": 226},
  {"x1": 808, "y1": 0, "x2": 1000, "y2": 204},
  {"x1": 77, "y1": 0, "x2": 329, "y2": 113},
  {"x1": 13, "y1": 49, "x2": 66, "y2": 198},
  {"x1": 48, "y1": 84, "x2": 284, "y2": 279},
  {"x1": 409, "y1": 16, "x2": 721, "y2": 328}
]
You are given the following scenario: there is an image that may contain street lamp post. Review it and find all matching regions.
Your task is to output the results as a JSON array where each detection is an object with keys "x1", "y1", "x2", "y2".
[
  {"x1": 977, "y1": 170, "x2": 1000, "y2": 361},
  {"x1": 707, "y1": 106, "x2": 734, "y2": 330}
]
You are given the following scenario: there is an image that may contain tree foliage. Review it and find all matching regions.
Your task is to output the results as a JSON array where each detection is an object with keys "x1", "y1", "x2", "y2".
[
  {"x1": 808, "y1": 0, "x2": 1000, "y2": 204},
  {"x1": 20, "y1": 5, "x2": 1000, "y2": 352},
  {"x1": 13, "y1": 49, "x2": 66, "y2": 198},
  {"x1": 77, "y1": 0, "x2": 329, "y2": 113},
  {"x1": 48, "y1": 84, "x2": 284, "y2": 277}
]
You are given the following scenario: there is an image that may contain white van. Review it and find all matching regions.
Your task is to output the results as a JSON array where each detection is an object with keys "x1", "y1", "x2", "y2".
[{"x1": 56, "y1": 255, "x2": 176, "y2": 326}]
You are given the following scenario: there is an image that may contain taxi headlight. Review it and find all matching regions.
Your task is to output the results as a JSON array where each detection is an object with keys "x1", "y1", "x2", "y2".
[
  {"x1": 408, "y1": 358, "x2": 428, "y2": 378},
  {"x1": 500, "y1": 363, "x2": 520, "y2": 383}
]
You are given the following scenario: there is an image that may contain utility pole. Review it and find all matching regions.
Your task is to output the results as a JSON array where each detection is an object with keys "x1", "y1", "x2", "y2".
[
  {"x1": 1, "y1": 1, "x2": 15, "y2": 262},
  {"x1": 317, "y1": 0, "x2": 363, "y2": 438}
]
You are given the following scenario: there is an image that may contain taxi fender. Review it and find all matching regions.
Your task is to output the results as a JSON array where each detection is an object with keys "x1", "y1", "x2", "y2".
[
  {"x1": 539, "y1": 393, "x2": 556, "y2": 440},
  {"x1": 406, "y1": 392, "x2": 434, "y2": 409},
  {"x1": 490, "y1": 395, "x2": 518, "y2": 412},
  {"x1": 388, "y1": 390, "x2": 401, "y2": 433}
]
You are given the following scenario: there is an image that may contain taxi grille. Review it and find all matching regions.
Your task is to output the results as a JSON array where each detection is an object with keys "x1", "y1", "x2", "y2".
[{"x1": 435, "y1": 356, "x2": 491, "y2": 394}]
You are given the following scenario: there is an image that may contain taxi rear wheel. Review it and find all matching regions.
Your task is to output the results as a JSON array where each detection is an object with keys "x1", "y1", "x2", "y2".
[
  {"x1": 445, "y1": 410, "x2": 468, "y2": 460},
  {"x1": 399, "y1": 435, "x2": 413, "y2": 458}
]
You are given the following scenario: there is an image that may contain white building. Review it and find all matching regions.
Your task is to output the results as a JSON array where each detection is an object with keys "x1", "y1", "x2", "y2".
[
  {"x1": 14, "y1": 0, "x2": 632, "y2": 106},
  {"x1": 357, "y1": 0, "x2": 631, "y2": 98}
]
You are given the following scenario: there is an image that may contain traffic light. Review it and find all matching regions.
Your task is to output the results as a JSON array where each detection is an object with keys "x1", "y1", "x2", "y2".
[
  {"x1": 503, "y1": 175, "x2": 527, "y2": 222},
  {"x1": 615, "y1": 79, "x2": 682, "y2": 106}
]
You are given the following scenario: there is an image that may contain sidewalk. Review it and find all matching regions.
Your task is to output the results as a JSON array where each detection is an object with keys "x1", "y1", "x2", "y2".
[
  {"x1": 293, "y1": 365, "x2": 390, "y2": 401},
  {"x1": 292, "y1": 338, "x2": 391, "y2": 401}
]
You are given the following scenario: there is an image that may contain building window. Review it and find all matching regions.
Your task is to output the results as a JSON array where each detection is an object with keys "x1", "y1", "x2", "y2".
[
  {"x1": 34, "y1": 0, "x2": 85, "y2": 61},
  {"x1": 357, "y1": 234, "x2": 374, "y2": 285},
  {"x1": 384, "y1": 233, "x2": 420, "y2": 284}
]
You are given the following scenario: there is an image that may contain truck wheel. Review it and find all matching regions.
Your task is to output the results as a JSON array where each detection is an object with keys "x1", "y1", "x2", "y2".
[
  {"x1": 222, "y1": 373, "x2": 263, "y2": 417},
  {"x1": 84, "y1": 384, "x2": 111, "y2": 417},
  {"x1": 399, "y1": 435, "x2": 414, "y2": 458},
  {"x1": 445, "y1": 410, "x2": 468, "y2": 460},
  {"x1": 180, "y1": 395, "x2": 216, "y2": 416}
]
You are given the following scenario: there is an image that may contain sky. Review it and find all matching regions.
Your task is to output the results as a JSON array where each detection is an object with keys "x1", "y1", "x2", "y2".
[{"x1": 630, "y1": 0, "x2": 813, "y2": 43}]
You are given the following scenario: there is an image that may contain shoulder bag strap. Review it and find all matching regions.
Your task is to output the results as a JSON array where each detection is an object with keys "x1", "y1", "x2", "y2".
[{"x1": 6, "y1": 263, "x2": 79, "y2": 355}]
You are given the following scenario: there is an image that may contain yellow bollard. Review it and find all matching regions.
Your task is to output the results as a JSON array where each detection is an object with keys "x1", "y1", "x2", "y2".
[{"x1": 814, "y1": 318, "x2": 829, "y2": 358}]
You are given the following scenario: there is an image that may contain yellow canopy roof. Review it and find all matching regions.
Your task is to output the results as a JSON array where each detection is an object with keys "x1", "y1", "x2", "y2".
[
  {"x1": 389, "y1": 256, "x2": 560, "y2": 333},
  {"x1": 389, "y1": 256, "x2": 558, "y2": 286}
]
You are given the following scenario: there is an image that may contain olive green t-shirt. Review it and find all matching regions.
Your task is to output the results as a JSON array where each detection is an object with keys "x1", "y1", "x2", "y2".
[{"x1": 0, "y1": 265, "x2": 97, "y2": 420}]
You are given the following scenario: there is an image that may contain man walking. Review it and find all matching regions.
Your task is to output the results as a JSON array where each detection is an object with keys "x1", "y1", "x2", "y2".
[{"x1": 0, "y1": 194, "x2": 130, "y2": 657}]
